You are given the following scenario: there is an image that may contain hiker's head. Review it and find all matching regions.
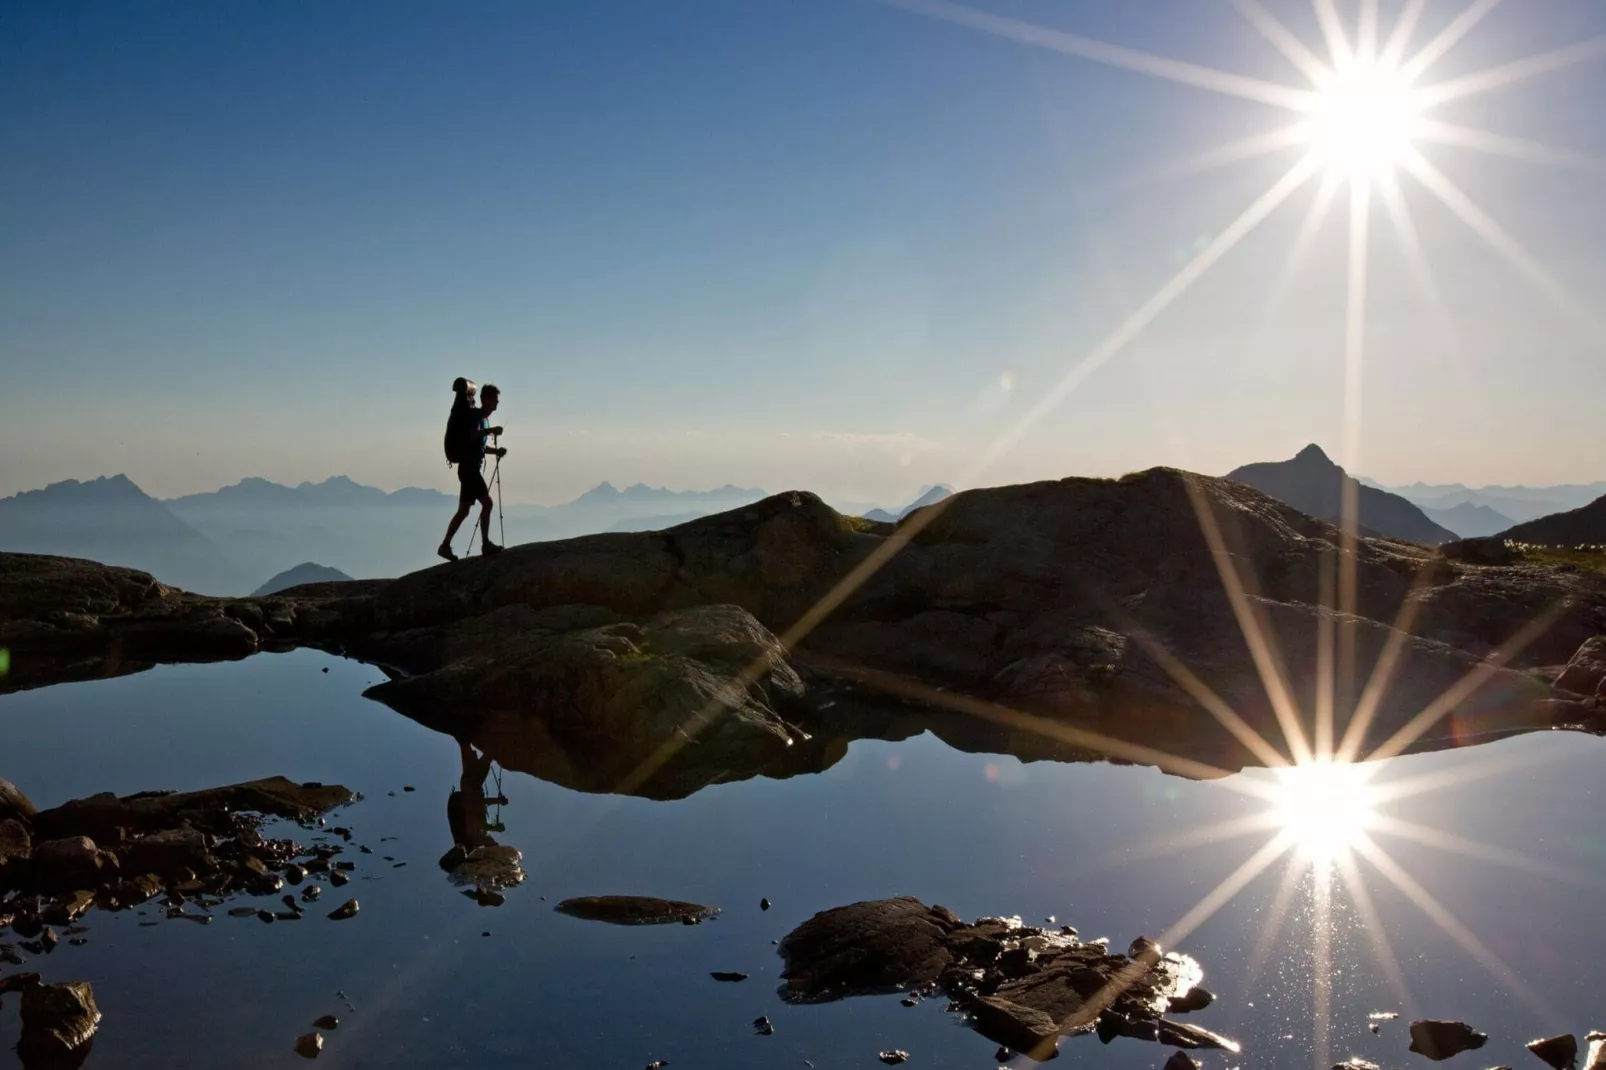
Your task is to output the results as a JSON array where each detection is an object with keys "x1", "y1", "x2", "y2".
[
  {"x1": 452, "y1": 377, "x2": 477, "y2": 403},
  {"x1": 481, "y1": 383, "x2": 500, "y2": 414}
]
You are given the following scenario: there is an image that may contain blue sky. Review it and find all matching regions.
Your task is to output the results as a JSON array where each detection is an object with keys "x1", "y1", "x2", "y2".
[{"x1": 3, "y1": 0, "x2": 1604, "y2": 503}]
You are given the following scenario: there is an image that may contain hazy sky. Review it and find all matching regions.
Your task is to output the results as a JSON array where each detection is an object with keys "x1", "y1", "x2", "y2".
[{"x1": 4, "y1": 0, "x2": 1604, "y2": 505}]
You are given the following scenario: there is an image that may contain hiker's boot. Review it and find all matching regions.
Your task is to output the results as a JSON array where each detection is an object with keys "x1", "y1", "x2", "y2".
[
  {"x1": 482, "y1": 540, "x2": 503, "y2": 556},
  {"x1": 437, "y1": 543, "x2": 459, "y2": 562}
]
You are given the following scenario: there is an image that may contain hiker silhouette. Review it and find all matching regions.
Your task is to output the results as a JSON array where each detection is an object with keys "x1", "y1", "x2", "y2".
[{"x1": 438, "y1": 378, "x2": 507, "y2": 561}]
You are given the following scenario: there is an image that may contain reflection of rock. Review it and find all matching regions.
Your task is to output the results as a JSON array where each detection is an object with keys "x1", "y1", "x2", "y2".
[
  {"x1": 554, "y1": 896, "x2": 720, "y2": 925},
  {"x1": 777, "y1": 898, "x2": 1230, "y2": 1061},
  {"x1": 1408, "y1": 1019, "x2": 1487, "y2": 1060},
  {"x1": 439, "y1": 845, "x2": 525, "y2": 892},
  {"x1": 1557, "y1": 637, "x2": 1606, "y2": 698},
  {"x1": 18, "y1": 981, "x2": 101, "y2": 1068}
]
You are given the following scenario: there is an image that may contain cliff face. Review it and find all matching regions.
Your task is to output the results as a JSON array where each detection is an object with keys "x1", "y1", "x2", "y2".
[{"x1": 4, "y1": 468, "x2": 1602, "y2": 799}]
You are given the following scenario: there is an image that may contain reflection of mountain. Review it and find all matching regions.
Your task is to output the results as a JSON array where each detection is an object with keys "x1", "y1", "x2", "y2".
[
  {"x1": 1229, "y1": 445, "x2": 1457, "y2": 545},
  {"x1": 252, "y1": 562, "x2": 354, "y2": 596},
  {"x1": 1499, "y1": 495, "x2": 1606, "y2": 546},
  {"x1": 0, "y1": 475, "x2": 242, "y2": 594},
  {"x1": 1420, "y1": 502, "x2": 1515, "y2": 539}
]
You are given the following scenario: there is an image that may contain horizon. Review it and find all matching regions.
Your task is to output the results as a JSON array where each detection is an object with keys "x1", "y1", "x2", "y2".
[{"x1": 4, "y1": 2, "x2": 1605, "y2": 504}]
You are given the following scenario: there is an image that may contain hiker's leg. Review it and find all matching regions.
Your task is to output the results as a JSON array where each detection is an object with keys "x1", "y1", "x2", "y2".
[
  {"x1": 443, "y1": 501, "x2": 471, "y2": 544},
  {"x1": 478, "y1": 495, "x2": 494, "y2": 542}
]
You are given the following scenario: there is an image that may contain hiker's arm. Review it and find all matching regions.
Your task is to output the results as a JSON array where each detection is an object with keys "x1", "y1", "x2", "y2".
[{"x1": 478, "y1": 425, "x2": 504, "y2": 439}]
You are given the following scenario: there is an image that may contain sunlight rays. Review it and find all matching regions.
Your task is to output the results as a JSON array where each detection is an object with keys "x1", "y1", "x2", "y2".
[
  {"x1": 878, "y1": 0, "x2": 1316, "y2": 111},
  {"x1": 1399, "y1": 0, "x2": 1504, "y2": 83},
  {"x1": 1379, "y1": 0, "x2": 1431, "y2": 67},
  {"x1": 1229, "y1": 0, "x2": 1328, "y2": 85},
  {"x1": 1417, "y1": 34, "x2": 1606, "y2": 106},
  {"x1": 1416, "y1": 119, "x2": 1606, "y2": 172}
]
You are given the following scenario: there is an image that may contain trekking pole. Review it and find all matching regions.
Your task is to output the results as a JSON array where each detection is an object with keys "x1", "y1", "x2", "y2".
[{"x1": 493, "y1": 450, "x2": 505, "y2": 548}]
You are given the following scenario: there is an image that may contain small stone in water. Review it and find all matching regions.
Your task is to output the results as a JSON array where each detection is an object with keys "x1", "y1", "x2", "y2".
[
  {"x1": 327, "y1": 899, "x2": 359, "y2": 921},
  {"x1": 257, "y1": 910, "x2": 275, "y2": 923},
  {"x1": 710, "y1": 971, "x2": 748, "y2": 983},
  {"x1": 645, "y1": 1061, "x2": 668, "y2": 1069},
  {"x1": 402, "y1": 786, "x2": 415, "y2": 792},
  {"x1": 901, "y1": 996, "x2": 918, "y2": 1007},
  {"x1": 1528, "y1": 1034, "x2": 1579, "y2": 1070},
  {"x1": 294, "y1": 1032, "x2": 323, "y2": 1058},
  {"x1": 752, "y1": 1015, "x2": 774, "y2": 1036},
  {"x1": 314, "y1": 1015, "x2": 339, "y2": 1030},
  {"x1": 879, "y1": 1051, "x2": 909, "y2": 1065},
  {"x1": 330, "y1": 872, "x2": 350, "y2": 887},
  {"x1": 760, "y1": 897, "x2": 771, "y2": 911},
  {"x1": 229, "y1": 907, "x2": 258, "y2": 917},
  {"x1": 302, "y1": 886, "x2": 322, "y2": 902}
]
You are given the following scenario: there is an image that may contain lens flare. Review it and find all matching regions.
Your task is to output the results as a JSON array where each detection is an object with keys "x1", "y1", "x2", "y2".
[
  {"x1": 1306, "y1": 61, "x2": 1423, "y2": 179},
  {"x1": 1272, "y1": 759, "x2": 1377, "y2": 861}
]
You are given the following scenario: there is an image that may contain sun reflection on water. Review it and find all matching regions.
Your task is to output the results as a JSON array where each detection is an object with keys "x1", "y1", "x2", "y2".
[{"x1": 1272, "y1": 759, "x2": 1378, "y2": 864}]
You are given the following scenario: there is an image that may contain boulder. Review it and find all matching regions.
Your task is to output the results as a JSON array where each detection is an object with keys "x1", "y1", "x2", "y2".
[
  {"x1": 30, "y1": 837, "x2": 111, "y2": 891},
  {"x1": 19, "y1": 981, "x2": 101, "y2": 1062},
  {"x1": 778, "y1": 897, "x2": 962, "y2": 1002},
  {"x1": 1408, "y1": 1019, "x2": 1487, "y2": 1060},
  {"x1": 1557, "y1": 637, "x2": 1606, "y2": 698},
  {"x1": 1, "y1": 776, "x2": 36, "y2": 823},
  {"x1": 0, "y1": 817, "x2": 31, "y2": 866},
  {"x1": 1527, "y1": 1033, "x2": 1579, "y2": 1070}
]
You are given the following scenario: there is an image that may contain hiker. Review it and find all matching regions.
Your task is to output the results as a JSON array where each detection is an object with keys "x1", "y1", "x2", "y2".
[{"x1": 438, "y1": 378, "x2": 508, "y2": 560}]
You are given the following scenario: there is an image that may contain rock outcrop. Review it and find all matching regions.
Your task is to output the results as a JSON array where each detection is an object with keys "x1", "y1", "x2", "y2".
[
  {"x1": 777, "y1": 897, "x2": 1233, "y2": 1061},
  {"x1": 1556, "y1": 636, "x2": 1606, "y2": 699},
  {"x1": 5, "y1": 470, "x2": 1604, "y2": 800}
]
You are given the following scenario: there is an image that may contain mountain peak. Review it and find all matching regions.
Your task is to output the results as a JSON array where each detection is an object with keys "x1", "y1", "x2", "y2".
[{"x1": 1294, "y1": 444, "x2": 1333, "y2": 465}]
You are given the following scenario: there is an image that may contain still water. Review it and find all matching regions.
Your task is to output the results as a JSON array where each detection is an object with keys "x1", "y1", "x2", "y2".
[{"x1": 2, "y1": 649, "x2": 1603, "y2": 1068}]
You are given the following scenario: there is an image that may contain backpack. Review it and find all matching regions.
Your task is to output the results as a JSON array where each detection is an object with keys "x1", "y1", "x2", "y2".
[{"x1": 443, "y1": 402, "x2": 477, "y2": 466}]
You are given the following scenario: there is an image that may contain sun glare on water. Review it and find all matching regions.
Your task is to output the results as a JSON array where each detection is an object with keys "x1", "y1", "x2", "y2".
[
  {"x1": 1304, "y1": 61, "x2": 1423, "y2": 179},
  {"x1": 1272, "y1": 759, "x2": 1377, "y2": 862}
]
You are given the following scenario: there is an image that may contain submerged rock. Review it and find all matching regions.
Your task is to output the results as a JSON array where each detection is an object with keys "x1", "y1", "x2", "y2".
[
  {"x1": 1408, "y1": 1019, "x2": 1488, "y2": 1060},
  {"x1": 1527, "y1": 1033, "x2": 1579, "y2": 1070},
  {"x1": 294, "y1": 1032, "x2": 323, "y2": 1058},
  {"x1": 554, "y1": 896, "x2": 720, "y2": 925}
]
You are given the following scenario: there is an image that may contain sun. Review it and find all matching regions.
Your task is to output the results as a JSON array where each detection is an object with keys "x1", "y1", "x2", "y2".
[
  {"x1": 1272, "y1": 759, "x2": 1377, "y2": 862},
  {"x1": 1303, "y1": 59, "x2": 1424, "y2": 180}
]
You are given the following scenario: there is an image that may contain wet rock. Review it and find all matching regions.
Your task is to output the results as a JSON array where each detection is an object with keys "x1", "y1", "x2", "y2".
[
  {"x1": 258, "y1": 910, "x2": 275, "y2": 923},
  {"x1": 1166, "y1": 1053, "x2": 1203, "y2": 1070},
  {"x1": 285, "y1": 864, "x2": 308, "y2": 885},
  {"x1": 1168, "y1": 986, "x2": 1214, "y2": 1014},
  {"x1": 753, "y1": 1015, "x2": 774, "y2": 1036},
  {"x1": 1331, "y1": 1060, "x2": 1379, "y2": 1070},
  {"x1": 1586, "y1": 1032, "x2": 1606, "y2": 1070},
  {"x1": 327, "y1": 899, "x2": 359, "y2": 921},
  {"x1": 710, "y1": 971, "x2": 748, "y2": 982},
  {"x1": 42, "y1": 891, "x2": 95, "y2": 926},
  {"x1": 645, "y1": 1062, "x2": 668, "y2": 1070},
  {"x1": 878, "y1": 1051, "x2": 909, "y2": 1065},
  {"x1": 40, "y1": 927, "x2": 58, "y2": 951},
  {"x1": 472, "y1": 888, "x2": 505, "y2": 907},
  {"x1": 1158, "y1": 1019, "x2": 1239, "y2": 1051},
  {"x1": 0, "y1": 972, "x2": 42, "y2": 994},
  {"x1": 329, "y1": 871, "x2": 350, "y2": 887},
  {"x1": 1, "y1": 777, "x2": 37, "y2": 824},
  {"x1": 554, "y1": 896, "x2": 720, "y2": 925},
  {"x1": 18, "y1": 981, "x2": 101, "y2": 1063},
  {"x1": 443, "y1": 845, "x2": 524, "y2": 891},
  {"x1": 1527, "y1": 1033, "x2": 1579, "y2": 1070},
  {"x1": 1409, "y1": 1019, "x2": 1488, "y2": 1060},
  {"x1": 778, "y1": 898, "x2": 962, "y2": 1002},
  {"x1": 29, "y1": 778, "x2": 356, "y2": 843},
  {"x1": 969, "y1": 995, "x2": 1059, "y2": 1061},
  {"x1": 314, "y1": 1015, "x2": 339, "y2": 1030},
  {"x1": 761, "y1": 897, "x2": 771, "y2": 911},
  {"x1": 294, "y1": 1032, "x2": 323, "y2": 1058},
  {"x1": 301, "y1": 885, "x2": 322, "y2": 903},
  {"x1": 227, "y1": 907, "x2": 258, "y2": 917}
]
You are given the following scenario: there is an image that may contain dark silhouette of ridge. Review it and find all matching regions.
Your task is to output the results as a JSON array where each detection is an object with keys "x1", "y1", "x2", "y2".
[
  {"x1": 1499, "y1": 494, "x2": 1606, "y2": 546},
  {"x1": 1421, "y1": 501, "x2": 1515, "y2": 539},
  {"x1": 899, "y1": 484, "x2": 953, "y2": 519},
  {"x1": 1227, "y1": 445, "x2": 1458, "y2": 545}
]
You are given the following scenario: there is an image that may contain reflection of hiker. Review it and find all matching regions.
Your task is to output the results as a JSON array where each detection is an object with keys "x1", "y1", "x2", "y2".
[
  {"x1": 446, "y1": 740, "x2": 506, "y2": 850},
  {"x1": 438, "y1": 378, "x2": 508, "y2": 561}
]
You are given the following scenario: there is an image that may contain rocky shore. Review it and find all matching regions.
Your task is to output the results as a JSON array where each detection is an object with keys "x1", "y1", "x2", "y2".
[{"x1": 4, "y1": 470, "x2": 1603, "y2": 799}]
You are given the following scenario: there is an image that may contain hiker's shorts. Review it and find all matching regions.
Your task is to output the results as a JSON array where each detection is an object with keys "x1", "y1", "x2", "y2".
[{"x1": 457, "y1": 464, "x2": 489, "y2": 505}]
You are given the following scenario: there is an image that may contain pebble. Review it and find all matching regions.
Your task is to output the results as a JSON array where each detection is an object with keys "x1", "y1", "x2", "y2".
[
  {"x1": 327, "y1": 899, "x2": 360, "y2": 921},
  {"x1": 314, "y1": 1015, "x2": 339, "y2": 1030},
  {"x1": 753, "y1": 1016, "x2": 774, "y2": 1036},
  {"x1": 710, "y1": 971, "x2": 748, "y2": 983},
  {"x1": 330, "y1": 871, "x2": 350, "y2": 887},
  {"x1": 294, "y1": 1032, "x2": 323, "y2": 1058},
  {"x1": 878, "y1": 1051, "x2": 909, "y2": 1065},
  {"x1": 760, "y1": 898, "x2": 771, "y2": 911}
]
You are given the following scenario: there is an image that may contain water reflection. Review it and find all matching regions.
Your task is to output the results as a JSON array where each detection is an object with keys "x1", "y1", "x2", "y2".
[{"x1": 1272, "y1": 759, "x2": 1378, "y2": 864}]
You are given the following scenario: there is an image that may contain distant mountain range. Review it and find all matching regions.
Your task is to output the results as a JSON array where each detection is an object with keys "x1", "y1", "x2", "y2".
[
  {"x1": 0, "y1": 475, "x2": 242, "y2": 594},
  {"x1": 0, "y1": 474, "x2": 774, "y2": 595},
  {"x1": 1418, "y1": 501, "x2": 1515, "y2": 539},
  {"x1": 861, "y1": 484, "x2": 955, "y2": 524},
  {"x1": 1227, "y1": 446, "x2": 1458, "y2": 545},
  {"x1": 1360, "y1": 477, "x2": 1606, "y2": 525},
  {"x1": 251, "y1": 562, "x2": 354, "y2": 596},
  {"x1": 1499, "y1": 494, "x2": 1606, "y2": 546}
]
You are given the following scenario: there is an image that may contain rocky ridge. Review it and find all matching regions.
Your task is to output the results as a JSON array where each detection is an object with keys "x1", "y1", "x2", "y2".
[{"x1": 3, "y1": 470, "x2": 1603, "y2": 799}]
